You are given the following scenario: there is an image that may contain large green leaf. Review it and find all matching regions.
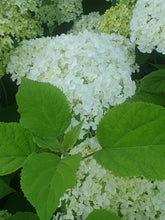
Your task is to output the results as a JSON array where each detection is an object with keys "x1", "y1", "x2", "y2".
[
  {"x1": 86, "y1": 209, "x2": 121, "y2": 220},
  {"x1": 21, "y1": 152, "x2": 81, "y2": 220},
  {"x1": 0, "y1": 178, "x2": 15, "y2": 199},
  {"x1": 6, "y1": 212, "x2": 39, "y2": 220},
  {"x1": 0, "y1": 123, "x2": 36, "y2": 175},
  {"x1": 94, "y1": 102, "x2": 165, "y2": 180},
  {"x1": 16, "y1": 78, "x2": 71, "y2": 151},
  {"x1": 140, "y1": 69, "x2": 165, "y2": 94}
]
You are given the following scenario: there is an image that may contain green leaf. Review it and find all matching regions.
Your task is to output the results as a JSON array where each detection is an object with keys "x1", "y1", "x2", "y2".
[
  {"x1": 140, "y1": 69, "x2": 165, "y2": 94},
  {"x1": 21, "y1": 152, "x2": 81, "y2": 220},
  {"x1": 94, "y1": 145, "x2": 165, "y2": 180},
  {"x1": 33, "y1": 136, "x2": 61, "y2": 153},
  {"x1": 86, "y1": 209, "x2": 121, "y2": 220},
  {"x1": 16, "y1": 78, "x2": 71, "y2": 151},
  {"x1": 152, "y1": 64, "x2": 165, "y2": 69},
  {"x1": 62, "y1": 120, "x2": 84, "y2": 151},
  {"x1": 0, "y1": 178, "x2": 15, "y2": 199},
  {"x1": 0, "y1": 122, "x2": 36, "y2": 175},
  {"x1": 94, "y1": 102, "x2": 165, "y2": 180},
  {"x1": 6, "y1": 212, "x2": 39, "y2": 220},
  {"x1": 127, "y1": 91, "x2": 165, "y2": 107}
]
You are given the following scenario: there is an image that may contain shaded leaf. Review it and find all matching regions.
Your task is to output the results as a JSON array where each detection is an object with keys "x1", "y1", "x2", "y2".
[
  {"x1": 2, "y1": 192, "x2": 35, "y2": 214},
  {"x1": 0, "y1": 103, "x2": 19, "y2": 122},
  {"x1": 127, "y1": 91, "x2": 165, "y2": 107},
  {"x1": 6, "y1": 212, "x2": 39, "y2": 220},
  {"x1": 0, "y1": 178, "x2": 15, "y2": 199},
  {"x1": 21, "y1": 152, "x2": 81, "y2": 220},
  {"x1": 0, "y1": 123, "x2": 36, "y2": 175},
  {"x1": 152, "y1": 64, "x2": 165, "y2": 69},
  {"x1": 140, "y1": 69, "x2": 165, "y2": 94}
]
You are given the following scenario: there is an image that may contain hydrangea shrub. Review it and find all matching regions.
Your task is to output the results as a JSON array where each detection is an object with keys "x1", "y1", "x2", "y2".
[{"x1": 6, "y1": 31, "x2": 138, "y2": 140}]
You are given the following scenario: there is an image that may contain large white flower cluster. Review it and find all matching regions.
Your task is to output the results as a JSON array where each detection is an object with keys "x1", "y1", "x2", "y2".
[
  {"x1": 6, "y1": 31, "x2": 137, "y2": 138},
  {"x1": 130, "y1": 0, "x2": 165, "y2": 54},
  {"x1": 53, "y1": 141, "x2": 165, "y2": 220},
  {"x1": 68, "y1": 12, "x2": 102, "y2": 34}
]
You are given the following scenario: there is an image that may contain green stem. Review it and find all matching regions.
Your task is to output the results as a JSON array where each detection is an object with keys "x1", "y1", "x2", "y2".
[{"x1": 82, "y1": 149, "x2": 102, "y2": 159}]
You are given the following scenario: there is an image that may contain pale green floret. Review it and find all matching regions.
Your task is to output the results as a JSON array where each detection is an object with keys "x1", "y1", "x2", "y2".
[
  {"x1": 99, "y1": 0, "x2": 137, "y2": 37},
  {"x1": 68, "y1": 12, "x2": 102, "y2": 34},
  {"x1": 0, "y1": 210, "x2": 12, "y2": 219},
  {"x1": 0, "y1": 0, "x2": 43, "y2": 77},
  {"x1": 0, "y1": 0, "x2": 83, "y2": 77},
  {"x1": 36, "y1": 0, "x2": 83, "y2": 35}
]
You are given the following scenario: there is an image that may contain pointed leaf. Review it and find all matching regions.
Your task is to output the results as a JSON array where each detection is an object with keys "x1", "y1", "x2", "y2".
[
  {"x1": 62, "y1": 120, "x2": 84, "y2": 151},
  {"x1": 86, "y1": 209, "x2": 121, "y2": 220},
  {"x1": 16, "y1": 78, "x2": 71, "y2": 150},
  {"x1": 21, "y1": 152, "x2": 81, "y2": 220},
  {"x1": 6, "y1": 212, "x2": 39, "y2": 220},
  {"x1": 0, "y1": 178, "x2": 15, "y2": 199},
  {"x1": 94, "y1": 102, "x2": 165, "y2": 180},
  {"x1": 0, "y1": 122, "x2": 36, "y2": 175}
]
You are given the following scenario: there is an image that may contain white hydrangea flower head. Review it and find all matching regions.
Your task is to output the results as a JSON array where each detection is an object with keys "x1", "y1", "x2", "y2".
[
  {"x1": 130, "y1": 0, "x2": 165, "y2": 54},
  {"x1": 6, "y1": 31, "x2": 137, "y2": 139},
  {"x1": 53, "y1": 140, "x2": 165, "y2": 220},
  {"x1": 68, "y1": 12, "x2": 102, "y2": 34}
]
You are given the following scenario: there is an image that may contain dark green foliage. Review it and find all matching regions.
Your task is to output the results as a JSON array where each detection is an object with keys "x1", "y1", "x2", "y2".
[{"x1": 6, "y1": 212, "x2": 39, "y2": 220}]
